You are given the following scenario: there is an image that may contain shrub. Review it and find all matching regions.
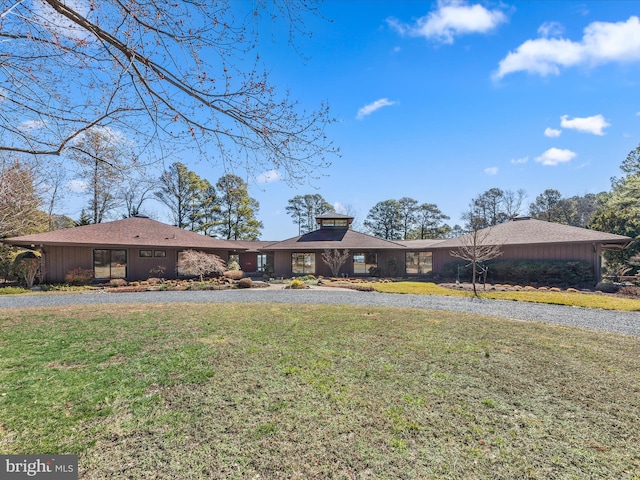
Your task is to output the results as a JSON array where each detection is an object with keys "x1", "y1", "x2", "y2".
[
  {"x1": 595, "y1": 282, "x2": 621, "y2": 293},
  {"x1": 618, "y1": 285, "x2": 640, "y2": 298},
  {"x1": 65, "y1": 268, "x2": 94, "y2": 286},
  {"x1": 443, "y1": 259, "x2": 595, "y2": 287},
  {"x1": 368, "y1": 266, "x2": 382, "y2": 277},
  {"x1": 223, "y1": 270, "x2": 244, "y2": 280},
  {"x1": 180, "y1": 250, "x2": 225, "y2": 281},
  {"x1": 0, "y1": 245, "x2": 16, "y2": 281},
  {"x1": 149, "y1": 265, "x2": 166, "y2": 278},
  {"x1": 12, "y1": 252, "x2": 41, "y2": 288},
  {"x1": 237, "y1": 277, "x2": 253, "y2": 289},
  {"x1": 386, "y1": 257, "x2": 398, "y2": 277},
  {"x1": 109, "y1": 278, "x2": 127, "y2": 287},
  {"x1": 227, "y1": 260, "x2": 241, "y2": 271},
  {"x1": 289, "y1": 279, "x2": 306, "y2": 289},
  {"x1": 296, "y1": 274, "x2": 316, "y2": 281},
  {"x1": 0, "y1": 286, "x2": 30, "y2": 295}
]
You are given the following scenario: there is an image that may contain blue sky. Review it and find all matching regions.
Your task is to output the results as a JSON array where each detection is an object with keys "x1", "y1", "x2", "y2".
[
  {"x1": 231, "y1": 0, "x2": 640, "y2": 239},
  {"x1": 59, "y1": 1, "x2": 640, "y2": 239}
]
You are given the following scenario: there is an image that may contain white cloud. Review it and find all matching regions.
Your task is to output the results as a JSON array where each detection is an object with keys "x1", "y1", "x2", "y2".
[
  {"x1": 255, "y1": 170, "x2": 282, "y2": 183},
  {"x1": 495, "y1": 16, "x2": 640, "y2": 78},
  {"x1": 538, "y1": 21, "x2": 564, "y2": 38},
  {"x1": 560, "y1": 114, "x2": 610, "y2": 135},
  {"x1": 67, "y1": 179, "x2": 88, "y2": 193},
  {"x1": 19, "y1": 120, "x2": 47, "y2": 131},
  {"x1": 356, "y1": 98, "x2": 396, "y2": 120},
  {"x1": 484, "y1": 167, "x2": 498, "y2": 175},
  {"x1": 535, "y1": 148, "x2": 576, "y2": 166},
  {"x1": 33, "y1": 0, "x2": 93, "y2": 42},
  {"x1": 544, "y1": 127, "x2": 562, "y2": 138},
  {"x1": 510, "y1": 156, "x2": 529, "y2": 165},
  {"x1": 387, "y1": 0, "x2": 507, "y2": 44}
]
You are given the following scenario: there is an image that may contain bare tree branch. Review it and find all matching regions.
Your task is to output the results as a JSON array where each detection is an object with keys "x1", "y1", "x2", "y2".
[
  {"x1": 450, "y1": 219, "x2": 502, "y2": 297},
  {"x1": 322, "y1": 248, "x2": 350, "y2": 277},
  {"x1": 1, "y1": 0, "x2": 336, "y2": 182}
]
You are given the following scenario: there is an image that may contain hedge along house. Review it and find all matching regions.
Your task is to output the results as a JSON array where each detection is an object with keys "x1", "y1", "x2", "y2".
[
  {"x1": 261, "y1": 213, "x2": 429, "y2": 278},
  {"x1": 424, "y1": 216, "x2": 632, "y2": 284},
  {"x1": 2, "y1": 216, "x2": 244, "y2": 283}
]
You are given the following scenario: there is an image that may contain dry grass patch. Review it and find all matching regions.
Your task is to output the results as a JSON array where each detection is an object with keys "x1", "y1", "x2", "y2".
[
  {"x1": 1, "y1": 303, "x2": 639, "y2": 479},
  {"x1": 371, "y1": 281, "x2": 640, "y2": 311}
]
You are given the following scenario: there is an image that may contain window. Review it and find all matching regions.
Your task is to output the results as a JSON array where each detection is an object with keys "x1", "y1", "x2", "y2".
[
  {"x1": 320, "y1": 218, "x2": 348, "y2": 228},
  {"x1": 257, "y1": 254, "x2": 267, "y2": 272},
  {"x1": 405, "y1": 252, "x2": 432, "y2": 275},
  {"x1": 353, "y1": 253, "x2": 377, "y2": 275},
  {"x1": 94, "y1": 249, "x2": 127, "y2": 279},
  {"x1": 140, "y1": 249, "x2": 165, "y2": 258},
  {"x1": 292, "y1": 253, "x2": 315, "y2": 275}
]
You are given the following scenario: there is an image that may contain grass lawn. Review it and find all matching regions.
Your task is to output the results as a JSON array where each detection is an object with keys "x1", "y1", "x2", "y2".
[
  {"x1": 370, "y1": 281, "x2": 640, "y2": 312},
  {"x1": 1, "y1": 303, "x2": 639, "y2": 479}
]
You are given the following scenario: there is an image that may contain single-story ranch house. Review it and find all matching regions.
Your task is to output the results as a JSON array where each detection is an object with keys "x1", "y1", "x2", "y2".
[{"x1": 2, "y1": 213, "x2": 631, "y2": 284}]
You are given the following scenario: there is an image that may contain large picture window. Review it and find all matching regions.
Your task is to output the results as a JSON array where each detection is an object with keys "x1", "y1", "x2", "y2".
[
  {"x1": 405, "y1": 252, "x2": 432, "y2": 275},
  {"x1": 292, "y1": 253, "x2": 315, "y2": 275},
  {"x1": 353, "y1": 253, "x2": 377, "y2": 275},
  {"x1": 94, "y1": 249, "x2": 127, "y2": 279}
]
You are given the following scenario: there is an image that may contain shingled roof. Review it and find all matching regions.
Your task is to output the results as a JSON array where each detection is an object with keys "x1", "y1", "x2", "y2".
[
  {"x1": 433, "y1": 217, "x2": 632, "y2": 249},
  {"x1": 3, "y1": 216, "x2": 242, "y2": 250},
  {"x1": 264, "y1": 228, "x2": 407, "y2": 250}
]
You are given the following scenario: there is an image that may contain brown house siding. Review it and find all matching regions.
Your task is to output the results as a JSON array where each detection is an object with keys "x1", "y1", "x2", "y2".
[
  {"x1": 40, "y1": 246, "x2": 230, "y2": 283},
  {"x1": 433, "y1": 242, "x2": 600, "y2": 279},
  {"x1": 270, "y1": 249, "x2": 409, "y2": 278},
  {"x1": 42, "y1": 246, "x2": 93, "y2": 283},
  {"x1": 129, "y1": 248, "x2": 176, "y2": 281},
  {"x1": 273, "y1": 251, "x2": 293, "y2": 277}
]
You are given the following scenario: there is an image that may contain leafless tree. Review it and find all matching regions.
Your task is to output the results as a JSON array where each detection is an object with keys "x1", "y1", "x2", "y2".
[
  {"x1": 179, "y1": 250, "x2": 225, "y2": 282},
  {"x1": 69, "y1": 129, "x2": 128, "y2": 223},
  {"x1": 0, "y1": 157, "x2": 44, "y2": 238},
  {"x1": 322, "y1": 248, "x2": 350, "y2": 277},
  {"x1": 119, "y1": 172, "x2": 158, "y2": 218},
  {"x1": 450, "y1": 220, "x2": 502, "y2": 297},
  {"x1": 38, "y1": 163, "x2": 68, "y2": 230},
  {"x1": 1, "y1": 0, "x2": 335, "y2": 182},
  {"x1": 502, "y1": 189, "x2": 527, "y2": 219}
]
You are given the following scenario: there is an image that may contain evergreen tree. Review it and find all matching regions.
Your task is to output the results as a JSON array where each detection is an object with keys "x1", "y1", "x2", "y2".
[
  {"x1": 364, "y1": 200, "x2": 403, "y2": 240},
  {"x1": 215, "y1": 174, "x2": 263, "y2": 240},
  {"x1": 286, "y1": 194, "x2": 334, "y2": 235}
]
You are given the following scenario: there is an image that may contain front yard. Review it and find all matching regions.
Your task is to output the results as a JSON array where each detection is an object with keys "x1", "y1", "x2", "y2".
[{"x1": 1, "y1": 303, "x2": 638, "y2": 478}]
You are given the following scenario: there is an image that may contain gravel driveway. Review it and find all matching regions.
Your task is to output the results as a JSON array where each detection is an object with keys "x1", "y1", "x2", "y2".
[{"x1": 1, "y1": 288, "x2": 639, "y2": 337}]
